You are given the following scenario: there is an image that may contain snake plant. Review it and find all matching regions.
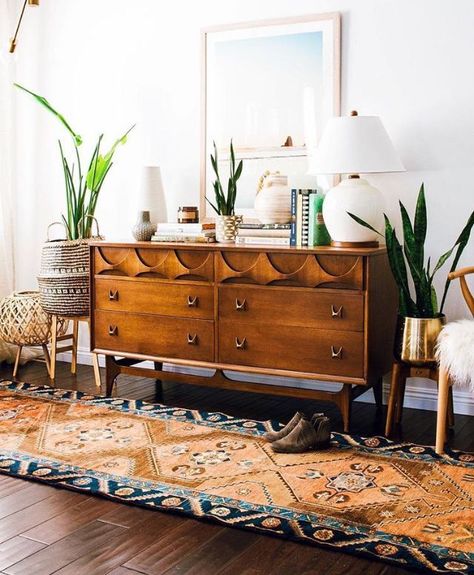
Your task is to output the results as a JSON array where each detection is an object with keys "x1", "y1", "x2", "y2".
[
  {"x1": 15, "y1": 83, "x2": 134, "y2": 240},
  {"x1": 206, "y1": 140, "x2": 243, "y2": 216},
  {"x1": 348, "y1": 184, "x2": 474, "y2": 318}
]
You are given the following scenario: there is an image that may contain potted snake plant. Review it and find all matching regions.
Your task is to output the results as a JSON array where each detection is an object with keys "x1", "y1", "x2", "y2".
[
  {"x1": 206, "y1": 140, "x2": 243, "y2": 242},
  {"x1": 349, "y1": 184, "x2": 474, "y2": 364}
]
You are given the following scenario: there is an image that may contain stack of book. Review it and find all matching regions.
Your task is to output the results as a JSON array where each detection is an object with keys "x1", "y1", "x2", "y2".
[
  {"x1": 235, "y1": 223, "x2": 291, "y2": 246},
  {"x1": 151, "y1": 223, "x2": 216, "y2": 243},
  {"x1": 290, "y1": 189, "x2": 330, "y2": 246}
]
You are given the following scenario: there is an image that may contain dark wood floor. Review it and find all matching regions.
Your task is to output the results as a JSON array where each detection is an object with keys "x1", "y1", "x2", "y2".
[{"x1": 0, "y1": 360, "x2": 472, "y2": 575}]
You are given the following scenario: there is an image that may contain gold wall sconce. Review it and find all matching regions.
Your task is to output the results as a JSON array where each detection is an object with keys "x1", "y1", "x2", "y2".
[{"x1": 9, "y1": 0, "x2": 40, "y2": 53}]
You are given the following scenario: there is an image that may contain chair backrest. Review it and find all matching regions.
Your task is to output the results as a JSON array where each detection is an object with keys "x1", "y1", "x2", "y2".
[{"x1": 449, "y1": 266, "x2": 474, "y2": 316}]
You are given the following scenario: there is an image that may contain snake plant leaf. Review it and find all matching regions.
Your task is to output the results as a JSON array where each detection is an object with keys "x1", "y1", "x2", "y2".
[
  {"x1": 440, "y1": 210, "x2": 474, "y2": 313},
  {"x1": 234, "y1": 160, "x2": 243, "y2": 181},
  {"x1": 413, "y1": 183, "x2": 427, "y2": 267},
  {"x1": 431, "y1": 284, "x2": 439, "y2": 316},
  {"x1": 14, "y1": 83, "x2": 83, "y2": 146},
  {"x1": 205, "y1": 196, "x2": 219, "y2": 215},
  {"x1": 399, "y1": 201, "x2": 416, "y2": 256},
  {"x1": 346, "y1": 213, "x2": 384, "y2": 237}
]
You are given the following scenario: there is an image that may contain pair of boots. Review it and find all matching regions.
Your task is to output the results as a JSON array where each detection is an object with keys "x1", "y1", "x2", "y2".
[{"x1": 265, "y1": 412, "x2": 331, "y2": 453}]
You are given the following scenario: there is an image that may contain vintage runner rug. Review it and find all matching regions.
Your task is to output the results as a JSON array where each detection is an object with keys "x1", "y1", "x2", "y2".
[{"x1": 0, "y1": 380, "x2": 472, "y2": 573}]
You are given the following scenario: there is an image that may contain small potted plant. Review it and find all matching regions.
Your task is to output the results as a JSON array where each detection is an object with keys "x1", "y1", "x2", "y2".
[
  {"x1": 206, "y1": 140, "x2": 243, "y2": 243},
  {"x1": 349, "y1": 184, "x2": 474, "y2": 364}
]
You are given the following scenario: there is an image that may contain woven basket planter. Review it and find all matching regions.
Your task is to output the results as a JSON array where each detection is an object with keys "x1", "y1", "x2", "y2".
[
  {"x1": 0, "y1": 291, "x2": 68, "y2": 346},
  {"x1": 37, "y1": 220, "x2": 102, "y2": 317}
]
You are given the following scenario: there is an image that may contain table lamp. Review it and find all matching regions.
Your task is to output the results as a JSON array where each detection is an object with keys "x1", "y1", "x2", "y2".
[{"x1": 313, "y1": 111, "x2": 405, "y2": 247}]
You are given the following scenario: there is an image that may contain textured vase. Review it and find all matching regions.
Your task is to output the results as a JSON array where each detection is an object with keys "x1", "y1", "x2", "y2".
[
  {"x1": 254, "y1": 173, "x2": 291, "y2": 224},
  {"x1": 132, "y1": 210, "x2": 156, "y2": 241},
  {"x1": 394, "y1": 315, "x2": 446, "y2": 365},
  {"x1": 215, "y1": 215, "x2": 241, "y2": 243}
]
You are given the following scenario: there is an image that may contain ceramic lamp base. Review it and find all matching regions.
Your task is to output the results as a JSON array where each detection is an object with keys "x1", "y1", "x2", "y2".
[{"x1": 322, "y1": 177, "x2": 383, "y2": 244}]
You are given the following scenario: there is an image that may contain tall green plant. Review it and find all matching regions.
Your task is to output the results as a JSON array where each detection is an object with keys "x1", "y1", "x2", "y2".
[
  {"x1": 15, "y1": 83, "x2": 134, "y2": 240},
  {"x1": 348, "y1": 183, "x2": 474, "y2": 318},
  {"x1": 206, "y1": 140, "x2": 243, "y2": 215}
]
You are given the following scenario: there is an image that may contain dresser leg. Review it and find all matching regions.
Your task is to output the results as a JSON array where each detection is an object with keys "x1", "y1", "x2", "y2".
[
  {"x1": 154, "y1": 362, "x2": 163, "y2": 401},
  {"x1": 372, "y1": 376, "x2": 384, "y2": 412},
  {"x1": 340, "y1": 384, "x2": 352, "y2": 433},
  {"x1": 105, "y1": 356, "x2": 120, "y2": 397}
]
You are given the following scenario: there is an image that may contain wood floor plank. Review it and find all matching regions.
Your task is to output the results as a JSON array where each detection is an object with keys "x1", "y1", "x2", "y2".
[
  {"x1": 123, "y1": 518, "x2": 223, "y2": 574},
  {"x1": 21, "y1": 496, "x2": 120, "y2": 544},
  {"x1": 0, "y1": 482, "x2": 57, "y2": 520},
  {"x1": 52, "y1": 514, "x2": 182, "y2": 575},
  {"x1": 0, "y1": 536, "x2": 46, "y2": 571},
  {"x1": 105, "y1": 568, "x2": 144, "y2": 575},
  {"x1": 4, "y1": 520, "x2": 125, "y2": 575},
  {"x1": 97, "y1": 503, "x2": 158, "y2": 528},
  {"x1": 0, "y1": 490, "x2": 84, "y2": 544}
]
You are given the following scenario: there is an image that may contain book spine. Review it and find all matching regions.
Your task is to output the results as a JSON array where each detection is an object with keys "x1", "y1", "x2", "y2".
[
  {"x1": 235, "y1": 236, "x2": 290, "y2": 246},
  {"x1": 151, "y1": 235, "x2": 215, "y2": 243},
  {"x1": 301, "y1": 190, "x2": 310, "y2": 247},
  {"x1": 237, "y1": 229, "x2": 291, "y2": 238},
  {"x1": 290, "y1": 189, "x2": 297, "y2": 246},
  {"x1": 308, "y1": 192, "x2": 317, "y2": 246},
  {"x1": 296, "y1": 190, "x2": 303, "y2": 246},
  {"x1": 238, "y1": 223, "x2": 291, "y2": 230},
  {"x1": 157, "y1": 223, "x2": 214, "y2": 232}
]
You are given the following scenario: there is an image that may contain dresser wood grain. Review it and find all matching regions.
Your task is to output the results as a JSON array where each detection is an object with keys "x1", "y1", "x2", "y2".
[{"x1": 90, "y1": 241, "x2": 398, "y2": 431}]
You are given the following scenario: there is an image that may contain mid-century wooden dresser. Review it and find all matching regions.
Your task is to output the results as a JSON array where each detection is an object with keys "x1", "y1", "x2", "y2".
[{"x1": 90, "y1": 241, "x2": 397, "y2": 431}]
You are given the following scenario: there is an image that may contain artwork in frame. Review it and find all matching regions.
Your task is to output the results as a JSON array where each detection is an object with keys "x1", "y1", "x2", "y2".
[{"x1": 201, "y1": 13, "x2": 341, "y2": 220}]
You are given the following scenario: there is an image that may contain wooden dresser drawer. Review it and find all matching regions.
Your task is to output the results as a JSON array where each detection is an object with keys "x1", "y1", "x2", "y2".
[
  {"x1": 218, "y1": 320, "x2": 364, "y2": 377},
  {"x1": 95, "y1": 278, "x2": 214, "y2": 319},
  {"x1": 219, "y1": 285, "x2": 363, "y2": 331},
  {"x1": 94, "y1": 310, "x2": 214, "y2": 362}
]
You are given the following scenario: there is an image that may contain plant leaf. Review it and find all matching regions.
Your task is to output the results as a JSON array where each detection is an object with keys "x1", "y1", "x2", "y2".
[
  {"x1": 347, "y1": 212, "x2": 384, "y2": 237},
  {"x1": 14, "y1": 83, "x2": 83, "y2": 146}
]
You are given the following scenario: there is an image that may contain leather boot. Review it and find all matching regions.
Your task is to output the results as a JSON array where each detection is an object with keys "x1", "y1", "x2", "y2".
[
  {"x1": 310, "y1": 412, "x2": 325, "y2": 425},
  {"x1": 271, "y1": 418, "x2": 318, "y2": 453},
  {"x1": 312, "y1": 416, "x2": 331, "y2": 449},
  {"x1": 264, "y1": 411, "x2": 304, "y2": 442}
]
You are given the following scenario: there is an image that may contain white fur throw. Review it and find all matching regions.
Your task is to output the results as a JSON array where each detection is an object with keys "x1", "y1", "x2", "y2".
[{"x1": 435, "y1": 319, "x2": 474, "y2": 392}]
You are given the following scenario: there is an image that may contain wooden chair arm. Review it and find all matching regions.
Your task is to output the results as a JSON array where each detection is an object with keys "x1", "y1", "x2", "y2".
[{"x1": 448, "y1": 266, "x2": 474, "y2": 281}]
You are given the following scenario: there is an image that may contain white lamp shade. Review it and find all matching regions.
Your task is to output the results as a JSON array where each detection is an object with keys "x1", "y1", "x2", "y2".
[
  {"x1": 313, "y1": 115, "x2": 405, "y2": 174},
  {"x1": 138, "y1": 166, "x2": 167, "y2": 223}
]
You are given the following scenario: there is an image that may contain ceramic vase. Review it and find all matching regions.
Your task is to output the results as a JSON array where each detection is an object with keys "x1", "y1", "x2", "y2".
[
  {"x1": 254, "y1": 172, "x2": 291, "y2": 224},
  {"x1": 132, "y1": 210, "x2": 156, "y2": 241},
  {"x1": 215, "y1": 215, "x2": 241, "y2": 243}
]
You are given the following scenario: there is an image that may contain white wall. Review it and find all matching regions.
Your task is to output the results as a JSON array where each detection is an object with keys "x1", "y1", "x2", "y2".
[{"x1": 6, "y1": 0, "x2": 474, "y2": 412}]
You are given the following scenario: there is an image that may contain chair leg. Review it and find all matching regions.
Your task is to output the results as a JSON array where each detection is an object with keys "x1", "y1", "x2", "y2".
[
  {"x1": 385, "y1": 362, "x2": 401, "y2": 437},
  {"x1": 71, "y1": 319, "x2": 79, "y2": 375},
  {"x1": 42, "y1": 344, "x2": 51, "y2": 378},
  {"x1": 13, "y1": 346, "x2": 22, "y2": 379},
  {"x1": 447, "y1": 386, "x2": 455, "y2": 428},
  {"x1": 395, "y1": 372, "x2": 407, "y2": 425},
  {"x1": 87, "y1": 320, "x2": 101, "y2": 389},
  {"x1": 50, "y1": 315, "x2": 58, "y2": 380},
  {"x1": 436, "y1": 364, "x2": 451, "y2": 454}
]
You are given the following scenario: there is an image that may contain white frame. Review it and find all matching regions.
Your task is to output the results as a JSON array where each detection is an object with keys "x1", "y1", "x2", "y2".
[{"x1": 200, "y1": 13, "x2": 341, "y2": 220}]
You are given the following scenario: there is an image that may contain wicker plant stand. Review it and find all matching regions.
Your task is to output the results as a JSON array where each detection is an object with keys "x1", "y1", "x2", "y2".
[
  {"x1": 0, "y1": 291, "x2": 68, "y2": 378},
  {"x1": 50, "y1": 315, "x2": 101, "y2": 388}
]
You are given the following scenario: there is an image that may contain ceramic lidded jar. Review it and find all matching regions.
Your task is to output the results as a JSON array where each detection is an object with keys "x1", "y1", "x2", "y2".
[{"x1": 254, "y1": 172, "x2": 291, "y2": 224}]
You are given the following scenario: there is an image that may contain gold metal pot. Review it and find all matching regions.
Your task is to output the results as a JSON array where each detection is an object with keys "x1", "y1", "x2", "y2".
[{"x1": 394, "y1": 315, "x2": 446, "y2": 365}]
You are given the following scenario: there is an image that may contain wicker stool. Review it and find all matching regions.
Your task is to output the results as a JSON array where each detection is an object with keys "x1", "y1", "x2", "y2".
[
  {"x1": 0, "y1": 291, "x2": 68, "y2": 378},
  {"x1": 49, "y1": 315, "x2": 101, "y2": 388}
]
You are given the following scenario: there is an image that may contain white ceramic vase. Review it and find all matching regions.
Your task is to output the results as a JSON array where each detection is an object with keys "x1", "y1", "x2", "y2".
[
  {"x1": 215, "y1": 215, "x2": 242, "y2": 243},
  {"x1": 254, "y1": 173, "x2": 291, "y2": 224}
]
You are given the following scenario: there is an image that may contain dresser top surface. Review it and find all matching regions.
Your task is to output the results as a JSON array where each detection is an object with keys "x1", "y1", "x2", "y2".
[{"x1": 90, "y1": 240, "x2": 387, "y2": 256}]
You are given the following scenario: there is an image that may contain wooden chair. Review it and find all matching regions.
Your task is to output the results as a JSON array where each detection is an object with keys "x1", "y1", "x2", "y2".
[
  {"x1": 50, "y1": 315, "x2": 101, "y2": 389},
  {"x1": 435, "y1": 266, "x2": 474, "y2": 453}
]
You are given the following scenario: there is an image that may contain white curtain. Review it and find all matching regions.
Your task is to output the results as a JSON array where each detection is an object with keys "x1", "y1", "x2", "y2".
[{"x1": 0, "y1": 1, "x2": 18, "y2": 362}]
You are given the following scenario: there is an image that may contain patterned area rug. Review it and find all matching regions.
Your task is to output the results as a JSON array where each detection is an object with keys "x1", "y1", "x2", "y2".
[{"x1": 0, "y1": 380, "x2": 473, "y2": 574}]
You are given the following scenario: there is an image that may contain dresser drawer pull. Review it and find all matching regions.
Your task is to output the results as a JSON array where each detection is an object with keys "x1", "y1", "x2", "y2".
[
  {"x1": 187, "y1": 333, "x2": 198, "y2": 345},
  {"x1": 235, "y1": 298, "x2": 246, "y2": 311},
  {"x1": 187, "y1": 295, "x2": 198, "y2": 307},
  {"x1": 331, "y1": 305, "x2": 343, "y2": 318},
  {"x1": 109, "y1": 289, "x2": 119, "y2": 301},
  {"x1": 235, "y1": 337, "x2": 247, "y2": 349},
  {"x1": 108, "y1": 325, "x2": 118, "y2": 336},
  {"x1": 331, "y1": 346, "x2": 343, "y2": 359}
]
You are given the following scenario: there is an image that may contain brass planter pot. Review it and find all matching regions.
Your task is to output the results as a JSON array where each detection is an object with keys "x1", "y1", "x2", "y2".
[{"x1": 394, "y1": 315, "x2": 446, "y2": 365}]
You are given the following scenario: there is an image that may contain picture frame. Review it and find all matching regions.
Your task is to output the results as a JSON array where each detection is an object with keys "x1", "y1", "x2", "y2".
[{"x1": 200, "y1": 13, "x2": 341, "y2": 221}]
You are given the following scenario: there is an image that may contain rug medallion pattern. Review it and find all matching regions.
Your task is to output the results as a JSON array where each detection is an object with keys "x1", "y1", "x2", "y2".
[{"x1": 0, "y1": 381, "x2": 472, "y2": 573}]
